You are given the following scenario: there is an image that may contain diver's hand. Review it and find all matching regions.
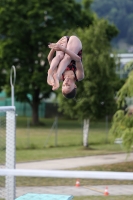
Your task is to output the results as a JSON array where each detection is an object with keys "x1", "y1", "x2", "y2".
[{"x1": 48, "y1": 43, "x2": 65, "y2": 52}]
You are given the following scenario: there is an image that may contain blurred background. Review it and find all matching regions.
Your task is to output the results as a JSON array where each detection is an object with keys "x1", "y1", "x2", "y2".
[{"x1": 0, "y1": 0, "x2": 133, "y2": 200}]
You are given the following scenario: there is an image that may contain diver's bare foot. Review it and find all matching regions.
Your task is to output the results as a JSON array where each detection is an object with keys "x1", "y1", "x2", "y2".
[
  {"x1": 52, "y1": 73, "x2": 60, "y2": 90},
  {"x1": 47, "y1": 69, "x2": 54, "y2": 86}
]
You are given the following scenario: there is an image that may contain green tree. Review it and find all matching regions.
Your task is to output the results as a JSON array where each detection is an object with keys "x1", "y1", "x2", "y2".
[
  {"x1": 109, "y1": 60, "x2": 133, "y2": 152},
  {"x1": 0, "y1": 0, "x2": 93, "y2": 125},
  {"x1": 58, "y1": 18, "x2": 119, "y2": 147},
  {"x1": 0, "y1": 62, "x2": 6, "y2": 92}
]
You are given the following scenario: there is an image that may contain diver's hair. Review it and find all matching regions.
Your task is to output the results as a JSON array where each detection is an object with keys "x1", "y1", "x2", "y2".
[{"x1": 63, "y1": 88, "x2": 77, "y2": 99}]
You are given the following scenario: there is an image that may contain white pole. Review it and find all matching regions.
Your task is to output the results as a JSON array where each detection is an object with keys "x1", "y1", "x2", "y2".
[
  {"x1": 5, "y1": 66, "x2": 16, "y2": 200},
  {"x1": 1, "y1": 169, "x2": 133, "y2": 180},
  {"x1": 6, "y1": 108, "x2": 16, "y2": 200}
]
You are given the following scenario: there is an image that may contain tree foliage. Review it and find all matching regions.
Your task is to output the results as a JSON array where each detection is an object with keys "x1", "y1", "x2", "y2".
[
  {"x1": 58, "y1": 18, "x2": 120, "y2": 120},
  {"x1": 109, "y1": 60, "x2": 133, "y2": 152},
  {"x1": 0, "y1": 0, "x2": 94, "y2": 124},
  {"x1": 109, "y1": 109, "x2": 133, "y2": 152}
]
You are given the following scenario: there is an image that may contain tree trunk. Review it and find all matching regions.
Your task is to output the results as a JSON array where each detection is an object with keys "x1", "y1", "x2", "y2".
[
  {"x1": 83, "y1": 119, "x2": 89, "y2": 147},
  {"x1": 32, "y1": 101, "x2": 39, "y2": 125},
  {"x1": 31, "y1": 88, "x2": 41, "y2": 126}
]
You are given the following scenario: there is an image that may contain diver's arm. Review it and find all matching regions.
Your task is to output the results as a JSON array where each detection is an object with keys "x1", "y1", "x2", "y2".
[{"x1": 47, "y1": 49, "x2": 55, "y2": 65}]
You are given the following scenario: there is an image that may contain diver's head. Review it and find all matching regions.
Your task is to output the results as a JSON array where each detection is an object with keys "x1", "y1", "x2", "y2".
[{"x1": 62, "y1": 77, "x2": 77, "y2": 99}]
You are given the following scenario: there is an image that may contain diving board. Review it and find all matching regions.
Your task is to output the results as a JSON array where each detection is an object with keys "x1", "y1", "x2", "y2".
[{"x1": 15, "y1": 193, "x2": 73, "y2": 200}]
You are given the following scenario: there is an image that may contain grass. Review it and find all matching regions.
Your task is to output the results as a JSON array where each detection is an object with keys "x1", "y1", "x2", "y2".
[
  {"x1": 15, "y1": 161, "x2": 133, "y2": 187},
  {"x1": 1, "y1": 116, "x2": 133, "y2": 200},
  {"x1": 74, "y1": 197, "x2": 133, "y2": 200},
  {"x1": 1, "y1": 197, "x2": 133, "y2": 200},
  {"x1": 15, "y1": 117, "x2": 126, "y2": 162},
  {"x1": 14, "y1": 161, "x2": 133, "y2": 200}
]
